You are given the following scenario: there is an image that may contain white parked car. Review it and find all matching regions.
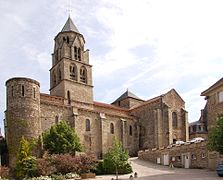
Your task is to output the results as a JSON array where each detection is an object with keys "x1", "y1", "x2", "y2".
[
  {"x1": 175, "y1": 140, "x2": 185, "y2": 145},
  {"x1": 190, "y1": 137, "x2": 205, "y2": 143}
]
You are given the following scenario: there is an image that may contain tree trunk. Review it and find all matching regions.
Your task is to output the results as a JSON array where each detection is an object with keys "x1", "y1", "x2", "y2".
[{"x1": 115, "y1": 166, "x2": 118, "y2": 180}]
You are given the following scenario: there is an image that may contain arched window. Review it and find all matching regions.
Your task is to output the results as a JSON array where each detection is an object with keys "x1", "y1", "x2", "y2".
[
  {"x1": 172, "y1": 112, "x2": 177, "y2": 129},
  {"x1": 110, "y1": 123, "x2": 114, "y2": 134},
  {"x1": 22, "y1": 85, "x2": 25, "y2": 97},
  {"x1": 74, "y1": 46, "x2": 77, "y2": 59},
  {"x1": 78, "y1": 48, "x2": 81, "y2": 61},
  {"x1": 129, "y1": 125, "x2": 132, "y2": 136},
  {"x1": 67, "y1": 91, "x2": 71, "y2": 105},
  {"x1": 86, "y1": 119, "x2": 90, "y2": 131},
  {"x1": 70, "y1": 64, "x2": 77, "y2": 80},
  {"x1": 80, "y1": 66, "x2": 87, "y2": 83}
]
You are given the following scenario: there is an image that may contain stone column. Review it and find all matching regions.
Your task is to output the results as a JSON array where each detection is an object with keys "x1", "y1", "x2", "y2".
[
  {"x1": 168, "y1": 109, "x2": 173, "y2": 145},
  {"x1": 184, "y1": 111, "x2": 189, "y2": 142},
  {"x1": 157, "y1": 109, "x2": 162, "y2": 148},
  {"x1": 121, "y1": 119, "x2": 127, "y2": 148},
  {"x1": 100, "y1": 113, "x2": 107, "y2": 156}
]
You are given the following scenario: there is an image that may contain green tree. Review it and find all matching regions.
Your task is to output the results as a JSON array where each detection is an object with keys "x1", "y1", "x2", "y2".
[
  {"x1": 43, "y1": 120, "x2": 82, "y2": 155},
  {"x1": 103, "y1": 138, "x2": 132, "y2": 179},
  {"x1": 208, "y1": 116, "x2": 223, "y2": 154},
  {"x1": 16, "y1": 136, "x2": 37, "y2": 179}
]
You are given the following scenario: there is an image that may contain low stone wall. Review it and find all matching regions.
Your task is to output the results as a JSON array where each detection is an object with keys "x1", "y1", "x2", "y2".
[{"x1": 138, "y1": 141, "x2": 208, "y2": 169}]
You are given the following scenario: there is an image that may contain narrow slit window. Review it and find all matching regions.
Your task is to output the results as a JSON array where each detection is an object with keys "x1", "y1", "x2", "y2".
[
  {"x1": 33, "y1": 88, "x2": 36, "y2": 98},
  {"x1": 74, "y1": 46, "x2": 77, "y2": 59},
  {"x1": 110, "y1": 123, "x2": 114, "y2": 134},
  {"x1": 12, "y1": 86, "x2": 14, "y2": 97},
  {"x1": 129, "y1": 125, "x2": 132, "y2": 136},
  {"x1": 67, "y1": 91, "x2": 71, "y2": 105},
  {"x1": 86, "y1": 119, "x2": 90, "y2": 131},
  {"x1": 22, "y1": 85, "x2": 25, "y2": 97}
]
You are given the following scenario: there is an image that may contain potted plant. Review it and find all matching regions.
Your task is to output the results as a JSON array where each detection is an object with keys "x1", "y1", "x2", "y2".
[{"x1": 79, "y1": 154, "x2": 96, "y2": 179}]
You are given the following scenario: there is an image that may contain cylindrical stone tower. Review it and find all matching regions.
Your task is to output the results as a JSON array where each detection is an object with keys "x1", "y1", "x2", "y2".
[{"x1": 5, "y1": 77, "x2": 41, "y2": 168}]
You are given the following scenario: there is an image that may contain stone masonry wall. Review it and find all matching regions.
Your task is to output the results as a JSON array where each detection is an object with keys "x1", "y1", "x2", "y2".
[
  {"x1": 6, "y1": 78, "x2": 41, "y2": 168},
  {"x1": 138, "y1": 141, "x2": 208, "y2": 169}
]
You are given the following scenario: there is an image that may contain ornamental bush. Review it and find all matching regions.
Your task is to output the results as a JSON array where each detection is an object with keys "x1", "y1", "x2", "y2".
[
  {"x1": 16, "y1": 136, "x2": 37, "y2": 179},
  {"x1": 51, "y1": 154, "x2": 79, "y2": 175},
  {"x1": 42, "y1": 121, "x2": 82, "y2": 155},
  {"x1": 36, "y1": 153, "x2": 96, "y2": 176},
  {"x1": 0, "y1": 166, "x2": 9, "y2": 179}
]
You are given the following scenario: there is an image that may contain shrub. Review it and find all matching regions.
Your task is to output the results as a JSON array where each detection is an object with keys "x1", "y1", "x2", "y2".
[
  {"x1": 36, "y1": 158, "x2": 56, "y2": 176},
  {"x1": 16, "y1": 136, "x2": 37, "y2": 179},
  {"x1": 35, "y1": 153, "x2": 97, "y2": 177},
  {"x1": 0, "y1": 166, "x2": 9, "y2": 179},
  {"x1": 16, "y1": 156, "x2": 37, "y2": 179},
  {"x1": 51, "y1": 154, "x2": 79, "y2": 175},
  {"x1": 94, "y1": 160, "x2": 104, "y2": 175},
  {"x1": 43, "y1": 121, "x2": 82, "y2": 155}
]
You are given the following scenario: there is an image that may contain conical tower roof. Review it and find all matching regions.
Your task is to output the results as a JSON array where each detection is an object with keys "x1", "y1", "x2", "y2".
[{"x1": 61, "y1": 16, "x2": 80, "y2": 33}]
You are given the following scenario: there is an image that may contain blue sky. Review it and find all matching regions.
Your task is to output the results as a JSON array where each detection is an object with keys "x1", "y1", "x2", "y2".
[{"x1": 0, "y1": 0, "x2": 223, "y2": 133}]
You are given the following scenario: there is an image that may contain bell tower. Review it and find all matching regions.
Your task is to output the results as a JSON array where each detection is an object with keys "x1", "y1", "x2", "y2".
[{"x1": 50, "y1": 17, "x2": 93, "y2": 104}]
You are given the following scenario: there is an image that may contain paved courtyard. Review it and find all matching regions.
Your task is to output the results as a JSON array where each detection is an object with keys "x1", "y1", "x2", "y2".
[{"x1": 93, "y1": 157, "x2": 220, "y2": 180}]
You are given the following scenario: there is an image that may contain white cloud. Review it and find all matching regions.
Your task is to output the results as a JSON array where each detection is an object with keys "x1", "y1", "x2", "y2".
[{"x1": 0, "y1": 0, "x2": 223, "y2": 131}]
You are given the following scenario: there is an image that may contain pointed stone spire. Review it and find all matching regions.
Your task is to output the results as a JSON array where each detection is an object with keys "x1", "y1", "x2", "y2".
[{"x1": 61, "y1": 16, "x2": 80, "y2": 33}]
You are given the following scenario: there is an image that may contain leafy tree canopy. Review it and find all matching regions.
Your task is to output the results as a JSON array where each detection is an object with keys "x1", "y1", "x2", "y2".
[
  {"x1": 103, "y1": 138, "x2": 131, "y2": 179},
  {"x1": 207, "y1": 116, "x2": 223, "y2": 154},
  {"x1": 43, "y1": 120, "x2": 82, "y2": 155}
]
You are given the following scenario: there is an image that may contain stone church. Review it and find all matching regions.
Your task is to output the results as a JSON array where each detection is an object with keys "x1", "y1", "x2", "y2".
[{"x1": 4, "y1": 17, "x2": 189, "y2": 168}]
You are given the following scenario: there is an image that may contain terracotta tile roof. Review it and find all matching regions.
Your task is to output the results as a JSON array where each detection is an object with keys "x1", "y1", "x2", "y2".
[
  {"x1": 130, "y1": 95, "x2": 162, "y2": 110},
  {"x1": 93, "y1": 101, "x2": 128, "y2": 112},
  {"x1": 40, "y1": 93, "x2": 64, "y2": 105}
]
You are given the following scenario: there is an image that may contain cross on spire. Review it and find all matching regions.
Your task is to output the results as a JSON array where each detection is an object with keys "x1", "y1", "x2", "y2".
[{"x1": 67, "y1": 0, "x2": 72, "y2": 16}]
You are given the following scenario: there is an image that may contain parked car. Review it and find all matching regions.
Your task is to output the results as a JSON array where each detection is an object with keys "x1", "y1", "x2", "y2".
[
  {"x1": 189, "y1": 137, "x2": 205, "y2": 143},
  {"x1": 175, "y1": 140, "x2": 185, "y2": 145}
]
